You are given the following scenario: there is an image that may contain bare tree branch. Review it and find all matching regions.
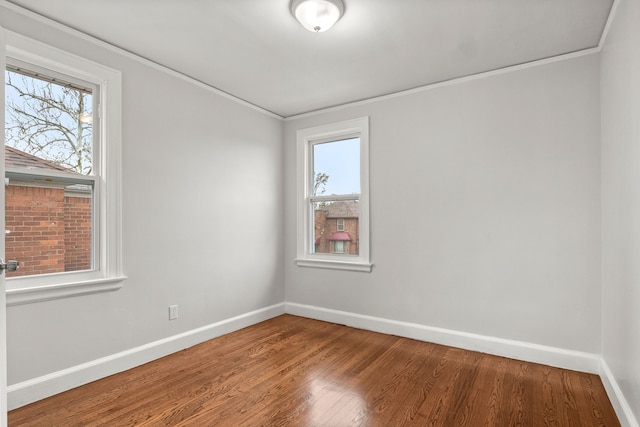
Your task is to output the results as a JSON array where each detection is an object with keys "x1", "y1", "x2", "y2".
[
  {"x1": 313, "y1": 172, "x2": 329, "y2": 196},
  {"x1": 5, "y1": 71, "x2": 93, "y2": 174}
]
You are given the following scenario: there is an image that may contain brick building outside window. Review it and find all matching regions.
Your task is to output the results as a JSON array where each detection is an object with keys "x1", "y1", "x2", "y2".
[
  {"x1": 4, "y1": 146, "x2": 92, "y2": 277},
  {"x1": 314, "y1": 200, "x2": 359, "y2": 255}
]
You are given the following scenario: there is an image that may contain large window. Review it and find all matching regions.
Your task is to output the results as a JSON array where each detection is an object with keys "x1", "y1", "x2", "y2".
[
  {"x1": 4, "y1": 33, "x2": 124, "y2": 305},
  {"x1": 296, "y1": 117, "x2": 371, "y2": 272},
  {"x1": 5, "y1": 65, "x2": 96, "y2": 278}
]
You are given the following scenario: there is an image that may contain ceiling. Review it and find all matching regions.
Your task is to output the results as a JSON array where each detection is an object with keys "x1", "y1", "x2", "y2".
[{"x1": 7, "y1": 0, "x2": 614, "y2": 118}]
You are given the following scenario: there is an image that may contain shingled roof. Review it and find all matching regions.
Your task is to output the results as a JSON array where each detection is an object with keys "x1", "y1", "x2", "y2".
[
  {"x1": 318, "y1": 200, "x2": 359, "y2": 218},
  {"x1": 5, "y1": 146, "x2": 73, "y2": 172}
]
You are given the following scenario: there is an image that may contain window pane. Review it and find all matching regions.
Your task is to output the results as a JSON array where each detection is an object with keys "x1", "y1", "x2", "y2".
[
  {"x1": 313, "y1": 137, "x2": 360, "y2": 196},
  {"x1": 5, "y1": 179, "x2": 94, "y2": 277},
  {"x1": 5, "y1": 66, "x2": 95, "y2": 278},
  {"x1": 5, "y1": 68, "x2": 93, "y2": 175},
  {"x1": 313, "y1": 200, "x2": 359, "y2": 255}
]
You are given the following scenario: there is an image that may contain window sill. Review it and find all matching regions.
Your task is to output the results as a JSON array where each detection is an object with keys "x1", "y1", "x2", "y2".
[
  {"x1": 295, "y1": 258, "x2": 373, "y2": 272},
  {"x1": 6, "y1": 276, "x2": 127, "y2": 306}
]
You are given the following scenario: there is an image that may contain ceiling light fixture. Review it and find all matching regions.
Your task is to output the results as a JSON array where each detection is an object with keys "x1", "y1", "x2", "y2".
[{"x1": 290, "y1": 0, "x2": 345, "y2": 33}]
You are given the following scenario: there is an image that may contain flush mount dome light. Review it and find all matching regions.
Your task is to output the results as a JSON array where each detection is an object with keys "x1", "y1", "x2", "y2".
[{"x1": 290, "y1": 0, "x2": 345, "y2": 33}]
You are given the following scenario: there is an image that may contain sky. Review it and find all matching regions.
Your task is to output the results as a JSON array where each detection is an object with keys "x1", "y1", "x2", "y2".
[
  {"x1": 5, "y1": 69, "x2": 93, "y2": 174},
  {"x1": 313, "y1": 137, "x2": 360, "y2": 195}
]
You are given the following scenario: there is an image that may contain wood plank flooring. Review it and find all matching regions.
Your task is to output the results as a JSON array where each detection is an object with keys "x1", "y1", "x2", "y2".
[{"x1": 9, "y1": 314, "x2": 620, "y2": 426}]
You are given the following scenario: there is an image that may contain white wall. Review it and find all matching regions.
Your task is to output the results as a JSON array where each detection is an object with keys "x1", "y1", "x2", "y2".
[
  {"x1": 285, "y1": 54, "x2": 602, "y2": 354},
  {"x1": 1, "y1": 5, "x2": 284, "y2": 386},
  {"x1": 2, "y1": 1, "x2": 633, "y2": 421},
  {"x1": 601, "y1": 0, "x2": 640, "y2": 422}
]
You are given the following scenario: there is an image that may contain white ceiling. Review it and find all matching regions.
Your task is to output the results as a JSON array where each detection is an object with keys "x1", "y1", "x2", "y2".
[{"x1": 7, "y1": 0, "x2": 614, "y2": 118}]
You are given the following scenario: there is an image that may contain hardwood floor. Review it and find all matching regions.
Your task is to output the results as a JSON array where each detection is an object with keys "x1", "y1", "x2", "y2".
[{"x1": 9, "y1": 314, "x2": 620, "y2": 426}]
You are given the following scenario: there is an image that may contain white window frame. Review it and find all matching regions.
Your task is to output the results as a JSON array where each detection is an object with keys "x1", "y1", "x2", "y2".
[
  {"x1": 295, "y1": 116, "x2": 371, "y2": 272},
  {"x1": 4, "y1": 32, "x2": 125, "y2": 305},
  {"x1": 336, "y1": 218, "x2": 344, "y2": 231}
]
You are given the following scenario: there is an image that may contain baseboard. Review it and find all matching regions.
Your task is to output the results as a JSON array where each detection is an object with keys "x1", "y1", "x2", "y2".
[
  {"x1": 7, "y1": 302, "x2": 285, "y2": 410},
  {"x1": 285, "y1": 302, "x2": 601, "y2": 374},
  {"x1": 9, "y1": 301, "x2": 621, "y2": 417},
  {"x1": 600, "y1": 359, "x2": 640, "y2": 427},
  {"x1": 285, "y1": 303, "x2": 640, "y2": 425}
]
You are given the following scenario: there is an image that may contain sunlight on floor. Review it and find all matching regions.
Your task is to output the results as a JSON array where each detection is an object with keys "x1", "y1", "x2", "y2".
[{"x1": 307, "y1": 377, "x2": 367, "y2": 425}]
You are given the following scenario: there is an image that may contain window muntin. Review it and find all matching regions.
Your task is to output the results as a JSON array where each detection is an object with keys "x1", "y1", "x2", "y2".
[
  {"x1": 296, "y1": 117, "x2": 371, "y2": 272},
  {"x1": 5, "y1": 67, "x2": 98, "y2": 278}
]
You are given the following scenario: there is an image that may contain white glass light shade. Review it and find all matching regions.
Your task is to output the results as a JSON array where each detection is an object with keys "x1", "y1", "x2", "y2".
[{"x1": 290, "y1": 0, "x2": 345, "y2": 33}]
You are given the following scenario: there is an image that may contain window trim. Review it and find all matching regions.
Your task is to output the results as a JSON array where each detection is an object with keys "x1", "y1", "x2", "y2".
[
  {"x1": 295, "y1": 116, "x2": 372, "y2": 272},
  {"x1": 4, "y1": 32, "x2": 125, "y2": 305}
]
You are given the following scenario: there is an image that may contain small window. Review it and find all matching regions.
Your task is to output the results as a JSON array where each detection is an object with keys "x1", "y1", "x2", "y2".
[{"x1": 296, "y1": 117, "x2": 371, "y2": 272}]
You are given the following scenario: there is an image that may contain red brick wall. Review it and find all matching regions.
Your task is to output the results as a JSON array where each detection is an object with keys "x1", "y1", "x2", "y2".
[
  {"x1": 5, "y1": 185, "x2": 92, "y2": 277},
  {"x1": 314, "y1": 210, "x2": 359, "y2": 255},
  {"x1": 64, "y1": 195, "x2": 92, "y2": 272},
  {"x1": 314, "y1": 209, "x2": 331, "y2": 254},
  {"x1": 5, "y1": 185, "x2": 66, "y2": 277},
  {"x1": 341, "y1": 218, "x2": 359, "y2": 255}
]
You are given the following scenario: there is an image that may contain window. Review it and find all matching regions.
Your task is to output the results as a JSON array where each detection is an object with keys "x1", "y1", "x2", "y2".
[
  {"x1": 333, "y1": 240, "x2": 345, "y2": 254},
  {"x1": 4, "y1": 32, "x2": 124, "y2": 305},
  {"x1": 5, "y1": 66, "x2": 96, "y2": 278},
  {"x1": 296, "y1": 117, "x2": 371, "y2": 272}
]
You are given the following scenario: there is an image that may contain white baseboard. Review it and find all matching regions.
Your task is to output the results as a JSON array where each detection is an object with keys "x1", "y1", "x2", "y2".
[
  {"x1": 284, "y1": 302, "x2": 601, "y2": 374},
  {"x1": 285, "y1": 303, "x2": 640, "y2": 425},
  {"x1": 600, "y1": 359, "x2": 640, "y2": 427},
  {"x1": 11, "y1": 301, "x2": 634, "y2": 425},
  {"x1": 7, "y1": 302, "x2": 285, "y2": 410},
  {"x1": 283, "y1": 303, "x2": 640, "y2": 423}
]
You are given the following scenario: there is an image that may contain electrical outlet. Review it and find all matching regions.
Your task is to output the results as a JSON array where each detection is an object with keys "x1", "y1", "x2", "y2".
[{"x1": 169, "y1": 305, "x2": 178, "y2": 320}]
